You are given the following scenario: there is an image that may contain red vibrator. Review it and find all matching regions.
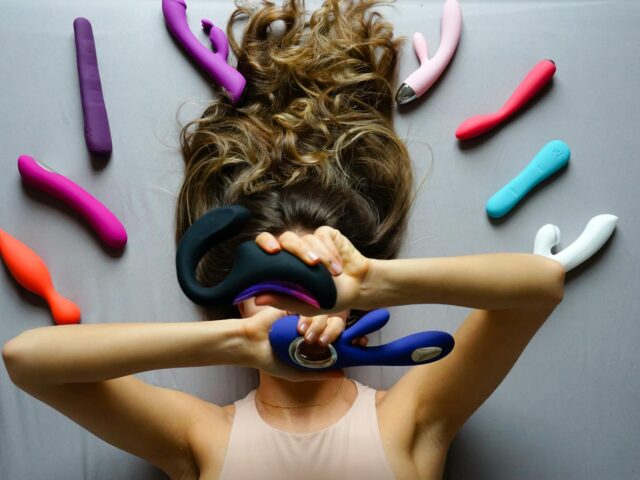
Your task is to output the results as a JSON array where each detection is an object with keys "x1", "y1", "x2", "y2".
[{"x1": 455, "y1": 59, "x2": 556, "y2": 140}]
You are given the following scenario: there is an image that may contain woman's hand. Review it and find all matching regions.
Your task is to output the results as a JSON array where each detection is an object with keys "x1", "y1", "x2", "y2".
[
  {"x1": 253, "y1": 226, "x2": 372, "y2": 316},
  {"x1": 241, "y1": 306, "x2": 346, "y2": 382}
]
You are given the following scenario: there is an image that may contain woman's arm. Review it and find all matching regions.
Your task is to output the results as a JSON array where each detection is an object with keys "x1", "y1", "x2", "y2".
[
  {"x1": 362, "y1": 253, "x2": 566, "y2": 457},
  {"x1": 254, "y1": 227, "x2": 564, "y2": 316},
  {"x1": 1, "y1": 308, "x2": 334, "y2": 479},
  {"x1": 3, "y1": 319, "x2": 249, "y2": 386},
  {"x1": 2, "y1": 319, "x2": 253, "y2": 479},
  {"x1": 361, "y1": 252, "x2": 565, "y2": 311},
  {"x1": 254, "y1": 228, "x2": 566, "y2": 460}
]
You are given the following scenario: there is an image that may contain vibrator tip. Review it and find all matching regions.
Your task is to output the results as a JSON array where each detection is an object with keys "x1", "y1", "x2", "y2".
[
  {"x1": 73, "y1": 17, "x2": 90, "y2": 28},
  {"x1": 395, "y1": 83, "x2": 417, "y2": 105},
  {"x1": 201, "y1": 18, "x2": 213, "y2": 33},
  {"x1": 50, "y1": 294, "x2": 82, "y2": 325}
]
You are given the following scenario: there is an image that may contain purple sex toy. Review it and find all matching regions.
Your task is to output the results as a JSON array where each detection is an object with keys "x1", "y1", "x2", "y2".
[
  {"x1": 269, "y1": 309, "x2": 455, "y2": 371},
  {"x1": 234, "y1": 280, "x2": 321, "y2": 308},
  {"x1": 17, "y1": 155, "x2": 127, "y2": 249},
  {"x1": 162, "y1": 0, "x2": 247, "y2": 104},
  {"x1": 73, "y1": 18, "x2": 112, "y2": 155}
]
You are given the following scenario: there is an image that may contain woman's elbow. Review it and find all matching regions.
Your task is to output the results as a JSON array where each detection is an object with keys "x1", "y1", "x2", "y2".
[
  {"x1": 2, "y1": 334, "x2": 36, "y2": 388},
  {"x1": 539, "y1": 256, "x2": 566, "y2": 306}
]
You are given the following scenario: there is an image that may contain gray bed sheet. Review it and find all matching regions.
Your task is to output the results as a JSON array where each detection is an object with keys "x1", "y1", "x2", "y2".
[{"x1": 1, "y1": 0, "x2": 639, "y2": 478}]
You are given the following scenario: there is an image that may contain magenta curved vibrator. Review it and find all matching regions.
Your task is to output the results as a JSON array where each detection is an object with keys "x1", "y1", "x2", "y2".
[
  {"x1": 162, "y1": 0, "x2": 247, "y2": 104},
  {"x1": 533, "y1": 214, "x2": 618, "y2": 272},
  {"x1": 396, "y1": 0, "x2": 462, "y2": 105},
  {"x1": 17, "y1": 155, "x2": 127, "y2": 249}
]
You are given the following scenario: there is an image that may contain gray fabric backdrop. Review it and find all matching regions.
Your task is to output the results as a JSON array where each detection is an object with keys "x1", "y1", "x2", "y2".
[{"x1": 1, "y1": 0, "x2": 638, "y2": 478}]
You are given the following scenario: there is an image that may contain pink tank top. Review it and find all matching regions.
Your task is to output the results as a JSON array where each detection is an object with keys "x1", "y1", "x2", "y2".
[{"x1": 218, "y1": 379, "x2": 396, "y2": 480}]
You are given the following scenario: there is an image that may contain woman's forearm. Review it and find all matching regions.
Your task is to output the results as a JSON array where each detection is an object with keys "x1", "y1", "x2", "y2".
[
  {"x1": 361, "y1": 253, "x2": 565, "y2": 311},
  {"x1": 2, "y1": 319, "x2": 251, "y2": 386}
]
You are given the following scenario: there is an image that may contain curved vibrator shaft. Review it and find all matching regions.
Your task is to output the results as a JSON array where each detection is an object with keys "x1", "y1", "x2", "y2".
[
  {"x1": 73, "y1": 18, "x2": 112, "y2": 155},
  {"x1": 176, "y1": 205, "x2": 337, "y2": 309},
  {"x1": 0, "y1": 229, "x2": 81, "y2": 325},
  {"x1": 456, "y1": 59, "x2": 556, "y2": 140},
  {"x1": 17, "y1": 155, "x2": 127, "y2": 249},
  {"x1": 162, "y1": 0, "x2": 247, "y2": 104},
  {"x1": 269, "y1": 309, "x2": 454, "y2": 371},
  {"x1": 396, "y1": 0, "x2": 462, "y2": 105},
  {"x1": 486, "y1": 140, "x2": 570, "y2": 219},
  {"x1": 533, "y1": 215, "x2": 618, "y2": 272}
]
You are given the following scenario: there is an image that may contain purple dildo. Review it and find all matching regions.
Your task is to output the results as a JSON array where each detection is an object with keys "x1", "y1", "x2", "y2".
[
  {"x1": 233, "y1": 281, "x2": 321, "y2": 309},
  {"x1": 162, "y1": 0, "x2": 247, "y2": 104},
  {"x1": 73, "y1": 18, "x2": 112, "y2": 155}
]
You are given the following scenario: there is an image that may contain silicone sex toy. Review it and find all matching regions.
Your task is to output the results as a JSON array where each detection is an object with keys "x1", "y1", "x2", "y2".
[
  {"x1": 201, "y1": 18, "x2": 229, "y2": 61},
  {"x1": 17, "y1": 155, "x2": 127, "y2": 249},
  {"x1": 396, "y1": 0, "x2": 462, "y2": 105},
  {"x1": 486, "y1": 140, "x2": 570, "y2": 219},
  {"x1": 0, "y1": 229, "x2": 81, "y2": 325},
  {"x1": 533, "y1": 214, "x2": 618, "y2": 272},
  {"x1": 456, "y1": 59, "x2": 556, "y2": 140},
  {"x1": 162, "y1": 0, "x2": 247, "y2": 104},
  {"x1": 73, "y1": 18, "x2": 112, "y2": 155},
  {"x1": 176, "y1": 205, "x2": 337, "y2": 309},
  {"x1": 269, "y1": 309, "x2": 454, "y2": 371}
]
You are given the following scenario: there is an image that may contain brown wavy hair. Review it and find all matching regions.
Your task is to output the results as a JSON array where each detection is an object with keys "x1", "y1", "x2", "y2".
[{"x1": 175, "y1": 0, "x2": 417, "y2": 318}]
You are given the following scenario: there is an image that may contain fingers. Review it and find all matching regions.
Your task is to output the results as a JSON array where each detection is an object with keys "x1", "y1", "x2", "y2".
[
  {"x1": 298, "y1": 315, "x2": 345, "y2": 346},
  {"x1": 303, "y1": 234, "x2": 343, "y2": 275},
  {"x1": 315, "y1": 225, "x2": 354, "y2": 266},
  {"x1": 254, "y1": 305, "x2": 288, "y2": 319},
  {"x1": 255, "y1": 232, "x2": 281, "y2": 254},
  {"x1": 297, "y1": 314, "x2": 327, "y2": 344},
  {"x1": 320, "y1": 316, "x2": 347, "y2": 346},
  {"x1": 353, "y1": 336, "x2": 369, "y2": 347},
  {"x1": 252, "y1": 296, "x2": 369, "y2": 349},
  {"x1": 278, "y1": 231, "x2": 342, "y2": 275},
  {"x1": 314, "y1": 225, "x2": 342, "y2": 255},
  {"x1": 255, "y1": 230, "x2": 342, "y2": 275}
]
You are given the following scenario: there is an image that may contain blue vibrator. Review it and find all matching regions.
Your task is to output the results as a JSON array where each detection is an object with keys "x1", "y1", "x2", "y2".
[{"x1": 269, "y1": 309, "x2": 455, "y2": 371}]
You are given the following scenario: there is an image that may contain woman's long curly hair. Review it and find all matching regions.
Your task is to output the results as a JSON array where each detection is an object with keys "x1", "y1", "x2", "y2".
[{"x1": 176, "y1": 0, "x2": 416, "y2": 319}]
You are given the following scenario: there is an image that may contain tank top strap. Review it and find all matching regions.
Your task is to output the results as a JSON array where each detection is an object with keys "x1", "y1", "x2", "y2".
[
  {"x1": 348, "y1": 380, "x2": 384, "y2": 438},
  {"x1": 231, "y1": 388, "x2": 262, "y2": 431}
]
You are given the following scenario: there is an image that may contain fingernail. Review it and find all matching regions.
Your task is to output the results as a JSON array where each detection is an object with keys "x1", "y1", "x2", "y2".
[
  {"x1": 299, "y1": 322, "x2": 308, "y2": 333},
  {"x1": 306, "y1": 251, "x2": 319, "y2": 262},
  {"x1": 268, "y1": 240, "x2": 280, "y2": 251},
  {"x1": 305, "y1": 331, "x2": 316, "y2": 343},
  {"x1": 319, "y1": 334, "x2": 329, "y2": 345},
  {"x1": 330, "y1": 261, "x2": 342, "y2": 275}
]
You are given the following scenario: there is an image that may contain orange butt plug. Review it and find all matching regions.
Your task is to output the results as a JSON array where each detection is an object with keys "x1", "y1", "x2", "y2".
[{"x1": 0, "y1": 229, "x2": 81, "y2": 324}]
